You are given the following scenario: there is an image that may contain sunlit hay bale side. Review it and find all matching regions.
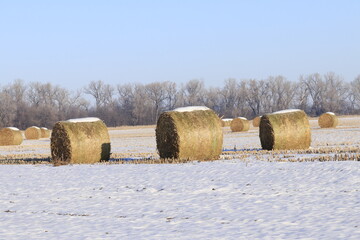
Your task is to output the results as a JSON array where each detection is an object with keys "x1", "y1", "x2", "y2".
[
  {"x1": 221, "y1": 118, "x2": 232, "y2": 127},
  {"x1": 230, "y1": 117, "x2": 250, "y2": 132},
  {"x1": 252, "y1": 116, "x2": 261, "y2": 127},
  {"x1": 259, "y1": 109, "x2": 311, "y2": 150},
  {"x1": 0, "y1": 127, "x2": 23, "y2": 146},
  {"x1": 156, "y1": 106, "x2": 223, "y2": 161},
  {"x1": 25, "y1": 126, "x2": 41, "y2": 140},
  {"x1": 40, "y1": 127, "x2": 51, "y2": 138},
  {"x1": 51, "y1": 117, "x2": 111, "y2": 165},
  {"x1": 318, "y1": 112, "x2": 338, "y2": 128}
]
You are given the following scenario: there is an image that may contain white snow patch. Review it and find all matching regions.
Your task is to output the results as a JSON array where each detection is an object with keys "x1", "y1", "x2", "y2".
[
  {"x1": 67, "y1": 117, "x2": 101, "y2": 123},
  {"x1": 272, "y1": 109, "x2": 302, "y2": 115},
  {"x1": 6, "y1": 127, "x2": 20, "y2": 131},
  {"x1": 222, "y1": 118, "x2": 232, "y2": 122},
  {"x1": 0, "y1": 162, "x2": 359, "y2": 239},
  {"x1": 40, "y1": 127, "x2": 48, "y2": 130},
  {"x1": 325, "y1": 112, "x2": 335, "y2": 115},
  {"x1": 172, "y1": 106, "x2": 210, "y2": 112},
  {"x1": 237, "y1": 117, "x2": 248, "y2": 120},
  {"x1": 30, "y1": 126, "x2": 40, "y2": 129}
]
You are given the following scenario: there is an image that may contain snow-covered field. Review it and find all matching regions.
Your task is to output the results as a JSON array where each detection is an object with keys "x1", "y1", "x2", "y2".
[{"x1": 0, "y1": 116, "x2": 359, "y2": 239}]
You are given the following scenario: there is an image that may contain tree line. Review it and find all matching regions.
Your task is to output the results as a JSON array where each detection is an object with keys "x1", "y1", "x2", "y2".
[{"x1": 1, "y1": 72, "x2": 360, "y2": 128}]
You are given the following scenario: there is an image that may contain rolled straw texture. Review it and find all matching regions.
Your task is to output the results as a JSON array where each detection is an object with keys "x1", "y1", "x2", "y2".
[
  {"x1": 252, "y1": 116, "x2": 261, "y2": 127},
  {"x1": 40, "y1": 127, "x2": 51, "y2": 138},
  {"x1": 230, "y1": 118, "x2": 250, "y2": 132},
  {"x1": 50, "y1": 118, "x2": 111, "y2": 164},
  {"x1": 0, "y1": 127, "x2": 23, "y2": 146},
  {"x1": 25, "y1": 126, "x2": 41, "y2": 140},
  {"x1": 318, "y1": 112, "x2": 338, "y2": 128},
  {"x1": 156, "y1": 107, "x2": 223, "y2": 161},
  {"x1": 259, "y1": 109, "x2": 311, "y2": 150}
]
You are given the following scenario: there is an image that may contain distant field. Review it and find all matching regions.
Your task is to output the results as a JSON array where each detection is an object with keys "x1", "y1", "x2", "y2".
[{"x1": 1, "y1": 115, "x2": 360, "y2": 164}]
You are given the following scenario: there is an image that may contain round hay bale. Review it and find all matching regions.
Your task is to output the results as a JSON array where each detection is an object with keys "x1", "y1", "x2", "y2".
[
  {"x1": 318, "y1": 112, "x2": 338, "y2": 128},
  {"x1": 40, "y1": 127, "x2": 51, "y2": 138},
  {"x1": 221, "y1": 118, "x2": 232, "y2": 127},
  {"x1": 25, "y1": 126, "x2": 41, "y2": 140},
  {"x1": 259, "y1": 109, "x2": 311, "y2": 150},
  {"x1": 252, "y1": 116, "x2": 261, "y2": 127},
  {"x1": 156, "y1": 106, "x2": 223, "y2": 161},
  {"x1": 230, "y1": 117, "x2": 250, "y2": 132},
  {"x1": 0, "y1": 127, "x2": 23, "y2": 146},
  {"x1": 50, "y1": 117, "x2": 111, "y2": 165}
]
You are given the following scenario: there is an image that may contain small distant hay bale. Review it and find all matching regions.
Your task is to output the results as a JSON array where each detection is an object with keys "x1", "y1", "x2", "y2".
[
  {"x1": 318, "y1": 112, "x2": 338, "y2": 128},
  {"x1": 0, "y1": 127, "x2": 23, "y2": 146},
  {"x1": 259, "y1": 109, "x2": 311, "y2": 150},
  {"x1": 221, "y1": 118, "x2": 232, "y2": 127},
  {"x1": 40, "y1": 127, "x2": 51, "y2": 138},
  {"x1": 156, "y1": 106, "x2": 223, "y2": 161},
  {"x1": 25, "y1": 126, "x2": 41, "y2": 140},
  {"x1": 252, "y1": 116, "x2": 261, "y2": 127},
  {"x1": 230, "y1": 117, "x2": 250, "y2": 132},
  {"x1": 50, "y1": 117, "x2": 111, "y2": 165}
]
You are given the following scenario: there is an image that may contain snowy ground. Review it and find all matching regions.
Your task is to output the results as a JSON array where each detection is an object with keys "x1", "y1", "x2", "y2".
[{"x1": 0, "y1": 116, "x2": 359, "y2": 239}]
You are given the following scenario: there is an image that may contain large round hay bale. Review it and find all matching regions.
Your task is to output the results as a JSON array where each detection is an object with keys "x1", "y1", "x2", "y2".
[
  {"x1": 259, "y1": 109, "x2": 311, "y2": 150},
  {"x1": 221, "y1": 118, "x2": 232, "y2": 127},
  {"x1": 318, "y1": 112, "x2": 338, "y2": 128},
  {"x1": 40, "y1": 127, "x2": 51, "y2": 138},
  {"x1": 50, "y1": 117, "x2": 111, "y2": 165},
  {"x1": 230, "y1": 117, "x2": 250, "y2": 132},
  {"x1": 252, "y1": 116, "x2": 261, "y2": 127},
  {"x1": 0, "y1": 127, "x2": 23, "y2": 146},
  {"x1": 25, "y1": 126, "x2": 41, "y2": 140},
  {"x1": 156, "y1": 106, "x2": 223, "y2": 161}
]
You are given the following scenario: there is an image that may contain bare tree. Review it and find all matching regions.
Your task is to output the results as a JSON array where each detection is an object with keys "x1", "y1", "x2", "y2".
[
  {"x1": 182, "y1": 79, "x2": 205, "y2": 106},
  {"x1": 219, "y1": 78, "x2": 238, "y2": 117},
  {"x1": 145, "y1": 82, "x2": 168, "y2": 122},
  {"x1": 84, "y1": 80, "x2": 114, "y2": 109},
  {"x1": 302, "y1": 73, "x2": 325, "y2": 115},
  {"x1": 268, "y1": 76, "x2": 296, "y2": 111},
  {"x1": 0, "y1": 91, "x2": 16, "y2": 127}
]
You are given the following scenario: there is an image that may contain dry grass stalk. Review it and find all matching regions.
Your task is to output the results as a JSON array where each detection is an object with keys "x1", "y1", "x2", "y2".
[
  {"x1": 40, "y1": 127, "x2": 51, "y2": 138},
  {"x1": 252, "y1": 116, "x2": 261, "y2": 127},
  {"x1": 230, "y1": 117, "x2": 250, "y2": 132},
  {"x1": 0, "y1": 127, "x2": 23, "y2": 146},
  {"x1": 25, "y1": 126, "x2": 41, "y2": 140},
  {"x1": 318, "y1": 112, "x2": 338, "y2": 128},
  {"x1": 51, "y1": 118, "x2": 111, "y2": 165},
  {"x1": 259, "y1": 109, "x2": 311, "y2": 150},
  {"x1": 156, "y1": 106, "x2": 223, "y2": 161}
]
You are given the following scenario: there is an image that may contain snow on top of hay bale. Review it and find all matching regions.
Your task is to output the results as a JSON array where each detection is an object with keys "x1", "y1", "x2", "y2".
[
  {"x1": 172, "y1": 106, "x2": 210, "y2": 112},
  {"x1": 222, "y1": 118, "x2": 233, "y2": 122},
  {"x1": 6, "y1": 127, "x2": 20, "y2": 131},
  {"x1": 238, "y1": 117, "x2": 248, "y2": 120},
  {"x1": 272, "y1": 109, "x2": 302, "y2": 115},
  {"x1": 326, "y1": 112, "x2": 335, "y2": 115},
  {"x1": 67, "y1": 117, "x2": 101, "y2": 123}
]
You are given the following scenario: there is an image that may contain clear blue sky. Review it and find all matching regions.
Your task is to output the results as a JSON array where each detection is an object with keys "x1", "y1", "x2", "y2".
[{"x1": 1, "y1": 0, "x2": 359, "y2": 89}]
